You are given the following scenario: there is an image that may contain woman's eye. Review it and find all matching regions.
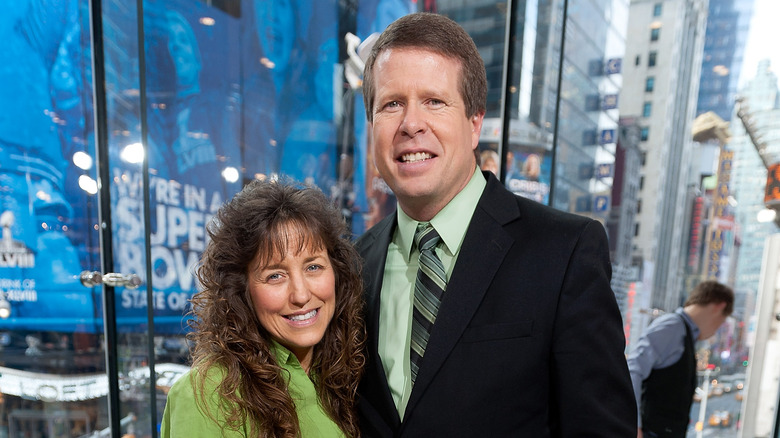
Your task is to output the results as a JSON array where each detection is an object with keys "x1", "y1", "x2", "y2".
[
  {"x1": 265, "y1": 272, "x2": 282, "y2": 282},
  {"x1": 306, "y1": 264, "x2": 323, "y2": 272}
]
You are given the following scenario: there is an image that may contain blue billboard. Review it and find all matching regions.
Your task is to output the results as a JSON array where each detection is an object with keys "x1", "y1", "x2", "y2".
[{"x1": 0, "y1": 0, "x2": 415, "y2": 334}]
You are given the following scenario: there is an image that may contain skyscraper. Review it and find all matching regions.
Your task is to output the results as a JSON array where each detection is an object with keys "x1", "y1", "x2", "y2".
[
  {"x1": 620, "y1": 0, "x2": 708, "y2": 311},
  {"x1": 732, "y1": 60, "x2": 780, "y2": 299},
  {"x1": 696, "y1": 0, "x2": 754, "y2": 120}
]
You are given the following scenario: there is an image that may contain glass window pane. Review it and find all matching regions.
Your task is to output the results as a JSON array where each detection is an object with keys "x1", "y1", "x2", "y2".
[
  {"x1": 500, "y1": 0, "x2": 558, "y2": 205},
  {"x1": 0, "y1": 0, "x2": 109, "y2": 435},
  {"x1": 643, "y1": 102, "x2": 653, "y2": 117}
]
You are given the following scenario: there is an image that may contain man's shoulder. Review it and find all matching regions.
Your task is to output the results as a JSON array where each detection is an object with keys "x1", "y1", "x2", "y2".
[
  {"x1": 481, "y1": 174, "x2": 592, "y2": 228},
  {"x1": 355, "y1": 213, "x2": 395, "y2": 253},
  {"x1": 502, "y1": 193, "x2": 599, "y2": 241},
  {"x1": 646, "y1": 312, "x2": 687, "y2": 336}
]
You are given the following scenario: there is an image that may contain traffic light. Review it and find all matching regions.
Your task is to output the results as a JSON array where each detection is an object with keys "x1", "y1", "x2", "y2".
[{"x1": 742, "y1": 360, "x2": 749, "y2": 367}]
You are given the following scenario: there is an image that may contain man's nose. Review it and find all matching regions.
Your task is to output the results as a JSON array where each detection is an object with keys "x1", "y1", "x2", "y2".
[{"x1": 400, "y1": 104, "x2": 427, "y2": 136}]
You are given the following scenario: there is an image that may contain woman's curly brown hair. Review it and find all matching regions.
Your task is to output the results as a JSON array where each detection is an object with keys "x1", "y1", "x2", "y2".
[{"x1": 187, "y1": 179, "x2": 365, "y2": 437}]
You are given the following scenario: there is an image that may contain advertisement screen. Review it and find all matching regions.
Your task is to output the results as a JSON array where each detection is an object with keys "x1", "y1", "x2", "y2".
[{"x1": 0, "y1": 0, "x2": 416, "y2": 334}]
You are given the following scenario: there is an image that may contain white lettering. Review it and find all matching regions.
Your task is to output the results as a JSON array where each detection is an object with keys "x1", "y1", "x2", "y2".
[
  {"x1": 0, "y1": 251, "x2": 35, "y2": 268},
  {"x1": 166, "y1": 207, "x2": 188, "y2": 247},
  {"x1": 153, "y1": 177, "x2": 182, "y2": 207},
  {"x1": 188, "y1": 210, "x2": 206, "y2": 252},
  {"x1": 114, "y1": 169, "x2": 142, "y2": 199},
  {"x1": 116, "y1": 198, "x2": 143, "y2": 241},
  {"x1": 209, "y1": 191, "x2": 223, "y2": 213},
  {"x1": 184, "y1": 184, "x2": 207, "y2": 211},
  {"x1": 150, "y1": 246, "x2": 178, "y2": 289},
  {"x1": 167, "y1": 292, "x2": 188, "y2": 311}
]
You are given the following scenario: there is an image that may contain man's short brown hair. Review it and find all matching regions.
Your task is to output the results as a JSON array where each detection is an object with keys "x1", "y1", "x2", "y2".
[
  {"x1": 684, "y1": 280, "x2": 735, "y2": 316},
  {"x1": 362, "y1": 12, "x2": 488, "y2": 123}
]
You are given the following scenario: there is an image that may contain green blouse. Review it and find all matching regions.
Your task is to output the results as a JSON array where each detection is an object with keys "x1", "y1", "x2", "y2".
[{"x1": 160, "y1": 342, "x2": 345, "y2": 437}]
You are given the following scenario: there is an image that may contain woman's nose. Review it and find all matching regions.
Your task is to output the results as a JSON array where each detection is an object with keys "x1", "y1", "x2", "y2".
[{"x1": 289, "y1": 274, "x2": 312, "y2": 306}]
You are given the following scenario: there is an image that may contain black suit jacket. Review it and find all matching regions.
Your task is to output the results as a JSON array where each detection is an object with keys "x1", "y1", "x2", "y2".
[{"x1": 355, "y1": 172, "x2": 636, "y2": 437}]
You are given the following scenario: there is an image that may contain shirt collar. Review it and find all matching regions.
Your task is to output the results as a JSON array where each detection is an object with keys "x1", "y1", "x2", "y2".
[
  {"x1": 676, "y1": 308, "x2": 701, "y2": 341},
  {"x1": 396, "y1": 168, "x2": 486, "y2": 261},
  {"x1": 270, "y1": 339, "x2": 299, "y2": 367}
]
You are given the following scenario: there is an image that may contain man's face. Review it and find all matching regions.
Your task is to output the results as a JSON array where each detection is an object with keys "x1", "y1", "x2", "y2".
[
  {"x1": 369, "y1": 48, "x2": 484, "y2": 221},
  {"x1": 699, "y1": 302, "x2": 729, "y2": 340}
]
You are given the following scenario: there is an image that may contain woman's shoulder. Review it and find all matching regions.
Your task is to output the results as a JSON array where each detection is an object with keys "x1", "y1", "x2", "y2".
[
  {"x1": 167, "y1": 363, "x2": 229, "y2": 407},
  {"x1": 163, "y1": 364, "x2": 245, "y2": 437}
]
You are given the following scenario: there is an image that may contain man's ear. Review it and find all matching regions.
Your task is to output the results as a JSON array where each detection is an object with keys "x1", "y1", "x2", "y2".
[
  {"x1": 471, "y1": 111, "x2": 485, "y2": 148},
  {"x1": 714, "y1": 301, "x2": 727, "y2": 315}
]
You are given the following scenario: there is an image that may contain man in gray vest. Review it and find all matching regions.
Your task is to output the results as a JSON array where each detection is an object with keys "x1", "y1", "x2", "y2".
[{"x1": 628, "y1": 280, "x2": 734, "y2": 437}]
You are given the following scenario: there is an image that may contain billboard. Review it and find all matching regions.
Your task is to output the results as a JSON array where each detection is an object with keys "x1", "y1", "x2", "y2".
[{"x1": 0, "y1": 0, "x2": 416, "y2": 334}]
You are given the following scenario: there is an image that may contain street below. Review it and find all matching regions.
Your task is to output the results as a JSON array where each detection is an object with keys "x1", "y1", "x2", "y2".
[{"x1": 687, "y1": 390, "x2": 744, "y2": 437}]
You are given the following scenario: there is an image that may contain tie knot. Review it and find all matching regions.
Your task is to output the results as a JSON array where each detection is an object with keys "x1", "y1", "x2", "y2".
[{"x1": 415, "y1": 222, "x2": 441, "y2": 252}]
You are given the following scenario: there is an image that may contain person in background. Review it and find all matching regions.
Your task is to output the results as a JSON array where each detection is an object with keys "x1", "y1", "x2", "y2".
[
  {"x1": 523, "y1": 152, "x2": 541, "y2": 181},
  {"x1": 628, "y1": 280, "x2": 735, "y2": 438},
  {"x1": 356, "y1": 12, "x2": 636, "y2": 436},
  {"x1": 479, "y1": 149, "x2": 500, "y2": 176},
  {"x1": 161, "y1": 179, "x2": 365, "y2": 438}
]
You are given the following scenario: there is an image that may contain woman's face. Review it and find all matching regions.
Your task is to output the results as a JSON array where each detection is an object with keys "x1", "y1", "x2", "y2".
[{"x1": 248, "y1": 237, "x2": 336, "y2": 371}]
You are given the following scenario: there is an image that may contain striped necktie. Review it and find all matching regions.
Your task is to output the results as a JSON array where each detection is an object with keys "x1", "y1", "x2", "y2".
[{"x1": 410, "y1": 222, "x2": 447, "y2": 384}]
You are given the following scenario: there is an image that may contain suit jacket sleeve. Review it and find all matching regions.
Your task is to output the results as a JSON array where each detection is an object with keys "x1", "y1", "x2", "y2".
[{"x1": 550, "y1": 219, "x2": 637, "y2": 436}]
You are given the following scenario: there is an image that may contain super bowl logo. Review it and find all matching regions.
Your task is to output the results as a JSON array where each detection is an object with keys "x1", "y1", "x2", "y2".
[{"x1": 0, "y1": 211, "x2": 35, "y2": 268}]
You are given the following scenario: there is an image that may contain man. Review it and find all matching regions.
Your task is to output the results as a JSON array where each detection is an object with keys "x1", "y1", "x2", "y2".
[
  {"x1": 627, "y1": 280, "x2": 734, "y2": 438},
  {"x1": 355, "y1": 12, "x2": 636, "y2": 436}
]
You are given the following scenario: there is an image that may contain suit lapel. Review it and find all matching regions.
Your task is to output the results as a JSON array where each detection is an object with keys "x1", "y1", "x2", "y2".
[
  {"x1": 404, "y1": 175, "x2": 521, "y2": 418},
  {"x1": 357, "y1": 214, "x2": 402, "y2": 426}
]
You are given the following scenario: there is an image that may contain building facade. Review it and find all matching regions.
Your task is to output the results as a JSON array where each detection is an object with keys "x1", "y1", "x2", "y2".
[
  {"x1": 696, "y1": 0, "x2": 754, "y2": 121},
  {"x1": 620, "y1": 0, "x2": 708, "y2": 312},
  {"x1": 732, "y1": 60, "x2": 780, "y2": 303}
]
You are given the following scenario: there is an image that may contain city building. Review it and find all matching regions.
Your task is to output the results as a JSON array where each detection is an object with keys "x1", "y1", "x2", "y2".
[
  {"x1": 436, "y1": 0, "x2": 633, "y2": 310},
  {"x1": 608, "y1": 118, "x2": 643, "y2": 345},
  {"x1": 696, "y1": 0, "x2": 754, "y2": 121},
  {"x1": 620, "y1": 0, "x2": 708, "y2": 312},
  {"x1": 732, "y1": 60, "x2": 780, "y2": 310}
]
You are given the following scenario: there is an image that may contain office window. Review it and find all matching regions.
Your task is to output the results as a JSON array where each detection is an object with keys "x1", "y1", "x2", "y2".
[
  {"x1": 637, "y1": 200, "x2": 642, "y2": 213},
  {"x1": 651, "y1": 28, "x2": 660, "y2": 41},
  {"x1": 640, "y1": 127, "x2": 649, "y2": 141},
  {"x1": 640, "y1": 176, "x2": 645, "y2": 189},
  {"x1": 635, "y1": 55, "x2": 641, "y2": 66},
  {"x1": 648, "y1": 51, "x2": 657, "y2": 67},
  {"x1": 634, "y1": 223, "x2": 640, "y2": 236},
  {"x1": 645, "y1": 77, "x2": 655, "y2": 92},
  {"x1": 643, "y1": 102, "x2": 652, "y2": 117},
  {"x1": 653, "y1": 3, "x2": 662, "y2": 16}
]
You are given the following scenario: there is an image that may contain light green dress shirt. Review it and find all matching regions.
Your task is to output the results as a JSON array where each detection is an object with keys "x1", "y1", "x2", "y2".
[
  {"x1": 378, "y1": 168, "x2": 485, "y2": 418},
  {"x1": 161, "y1": 341, "x2": 345, "y2": 437}
]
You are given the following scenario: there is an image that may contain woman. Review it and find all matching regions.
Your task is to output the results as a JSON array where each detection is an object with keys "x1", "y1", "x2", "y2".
[{"x1": 161, "y1": 179, "x2": 365, "y2": 437}]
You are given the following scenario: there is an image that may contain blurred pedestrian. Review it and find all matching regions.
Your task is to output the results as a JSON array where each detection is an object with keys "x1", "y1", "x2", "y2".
[{"x1": 627, "y1": 280, "x2": 735, "y2": 438}]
